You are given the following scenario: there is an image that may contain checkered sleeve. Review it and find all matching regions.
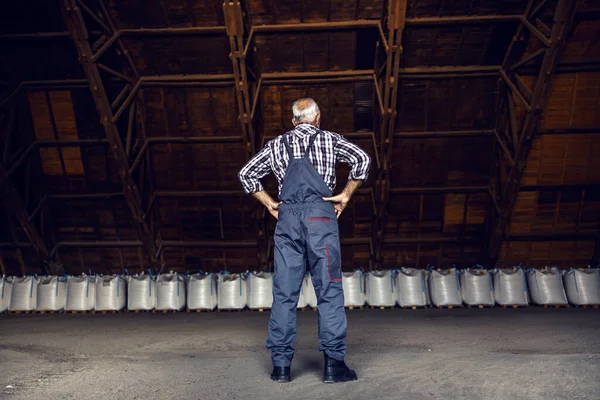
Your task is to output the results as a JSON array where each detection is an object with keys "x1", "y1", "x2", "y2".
[
  {"x1": 334, "y1": 134, "x2": 371, "y2": 181},
  {"x1": 237, "y1": 143, "x2": 273, "y2": 194}
]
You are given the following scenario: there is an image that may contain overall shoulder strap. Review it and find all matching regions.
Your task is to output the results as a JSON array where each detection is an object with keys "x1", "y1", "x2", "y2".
[
  {"x1": 282, "y1": 133, "x2": 294, "y2": 158},
  {"x1": 304, "y1": 130, "x2": 322, "y2": 158}
]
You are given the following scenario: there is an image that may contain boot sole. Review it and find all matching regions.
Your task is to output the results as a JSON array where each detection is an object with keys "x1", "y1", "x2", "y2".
[
  {"x1": 323, "y1": 376, "x2": 358, "y2": 384},
  {"x1": 271, "y1": 376, "x2": 290, "y2": 383}
]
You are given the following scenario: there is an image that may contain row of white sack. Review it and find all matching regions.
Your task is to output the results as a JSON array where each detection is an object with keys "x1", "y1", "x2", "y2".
[
  {"x1": 2, "y1": 267, "x2": 598, "y2": 312},
  {"x1": 205, "y1": 266, "x2": 599, "y2": 308},
  {"x1": 363, "y1": 267, "x2": 600, "y2": 308},
  {"x1": 0, "y1": 272, "x2": 278, "y2": 312}
]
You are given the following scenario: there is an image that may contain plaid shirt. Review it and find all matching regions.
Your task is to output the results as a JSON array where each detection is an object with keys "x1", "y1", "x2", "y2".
[{"x1": 238, "y1": 123, "x2": 371, "y2": 196}]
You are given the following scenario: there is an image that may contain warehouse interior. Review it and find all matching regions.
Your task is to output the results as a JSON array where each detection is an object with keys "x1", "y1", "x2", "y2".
[{"x1": 1, "y1": 0, "x2": 599, "y2": 399}]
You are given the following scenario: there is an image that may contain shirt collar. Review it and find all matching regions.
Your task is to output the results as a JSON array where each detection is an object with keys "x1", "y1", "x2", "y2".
[{"x1": 293, "y1": 123, "x2": 317, "y2": 136}]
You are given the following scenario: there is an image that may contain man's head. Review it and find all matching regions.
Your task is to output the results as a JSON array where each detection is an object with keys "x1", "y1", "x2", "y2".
[{"x1": 292, "y1": 98, "x2": 320, "y2": 128}]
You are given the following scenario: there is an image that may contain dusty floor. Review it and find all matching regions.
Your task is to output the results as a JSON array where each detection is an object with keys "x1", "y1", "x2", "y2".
[{"x1": 0, "y1": 308, "x2": 599, "y2": 400}]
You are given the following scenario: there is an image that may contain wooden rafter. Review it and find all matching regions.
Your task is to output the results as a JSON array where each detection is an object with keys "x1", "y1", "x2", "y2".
[
  {"x1": 0, "y1": 97, "x2": 59, "y2": 274},
  {"x1": 61, "y1": 0, "x2": 160, "y2": 270},
  {"x1": 485, "y1": 0, "x2": 580, "y2": 266},
  {"x1": 0, "y1": 163, "x2": 53, "y2": 274},
  {"x1": 372, "y1": 0, "x2": 408, "y2": 268},
  {"x1": 223, "y1": 1, "x2": 268, "y2": 268}
]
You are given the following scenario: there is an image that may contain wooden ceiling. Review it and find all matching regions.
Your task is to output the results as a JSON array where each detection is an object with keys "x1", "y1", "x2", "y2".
[{"x1": 0, "y1": 0, "x2": 599, "y2": 276}]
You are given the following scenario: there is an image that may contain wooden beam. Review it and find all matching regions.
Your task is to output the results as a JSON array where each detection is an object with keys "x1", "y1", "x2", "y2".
[
  {"x1": 253, "y1": 20, "x2": 380, "y2": 33},
  {"x1": 0, "y1": 84, "x2": 23, "y2": 112},
  {"x1": 49, "y1": 192, "x2": 123, "y2": 200},
  {"x1": 128, "y1": 139, "x2": 148, "y2": 175},
  {"x1": 500, "y1": 69, "x2": 531, "y2": 111},
  {"x1": 391, "y1": 186, "x2": 488, "y2": 194},
  {"x1": 61, "y1": 0, "x2": 159, "y2": 269},
  {"x1": 520, "y1": 16, "x2": 552, "y2": 47},
  {"x1": 120, "y1": 26, "x2": 226, "y2": 36},
  {"x1": 405, "y1": 14, "x2": 521, "y2": 26},
  {"x1": 156, "y1": 190, "x2": 244, "y2": 198},
  {"x1": 112, "y1": 79, "x2": 141, "y2": 122},
  {"x1": 0, "y1": 163, "x2": 52, "y2": 273},
  {"x1": 0, "y1": 242, "x2": 32, "y2": 249},
  {"x1": 0, "y1": 32, "x2": 72, "y2": 39},
  {"x1": 507, "y1": 232, "x2": 598, "y2": 241},
  {"x1": 486, "y1": 0, "x2": 579, "y2": 266},
  {"x1": 162, "y1": 240, "x2": 258, "y2": 248},
  {"x1": 148, "y1": 136, "x2": 244, "y2": 144},
  {"x1": 373, "y1": 0, "x2": 408, "y2": 268},
  {"x1": 395, "y1": 129, "x2": 495, "y2": 138},
  {"x1": 90, "y1": 31, "x2": 121, "y2": 62},
  {"x1": 493, "y1": 129, "x2": 516, "y2": 167},
  {"x1": 384, "y1": 236, "x2": 480, "y2": 244},
  {"x1": 224, "y1": 1, "x2": 267, "y2": 268},
  {"x1": 6, "y1": 10, "x2": 599, "y2": 41},
  {"x1": 139, "y1": 74, "x2": 235, "y2": 83}
]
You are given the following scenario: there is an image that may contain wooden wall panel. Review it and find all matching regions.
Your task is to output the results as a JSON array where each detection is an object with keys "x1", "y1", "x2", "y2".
[
  {"x1": 390, "y1": 137, "x2": 493, "y2": 187},
  {"x1": 542, "y1": 72, "x2": 600, "y2": 130},
  {"x1": 254, "y1": 32, "x2": 356, "y2": 73},
  {"x1": 499, "y1": 240, "x2": 595, "y2": 268},
  {"x1": 28, "y1": 91, "x2": 84, "y2": 177}
]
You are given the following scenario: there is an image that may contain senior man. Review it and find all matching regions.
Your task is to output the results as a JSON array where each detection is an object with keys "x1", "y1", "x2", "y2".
[{"x1": 238, "y1": 98, "x2": 371, "y2": 383}]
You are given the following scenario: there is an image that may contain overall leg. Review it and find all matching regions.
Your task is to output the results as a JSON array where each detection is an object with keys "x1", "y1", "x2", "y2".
[
  {"x1": 266, "y1": 208, "x2": 306, "y2": 367},
  {"x1": 305, "y1": 209, "x2": 347, "y2": 361}
]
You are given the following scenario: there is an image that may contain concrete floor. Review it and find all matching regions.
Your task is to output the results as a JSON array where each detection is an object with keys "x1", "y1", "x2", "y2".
[{"x1": 0, "y1": 308, "x2": 599, "y2": 400}]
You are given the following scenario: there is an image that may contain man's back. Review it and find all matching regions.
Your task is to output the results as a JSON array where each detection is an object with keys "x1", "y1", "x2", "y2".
[{"x1": 238, "y1": 123, "x2": 370, "y2": 197}]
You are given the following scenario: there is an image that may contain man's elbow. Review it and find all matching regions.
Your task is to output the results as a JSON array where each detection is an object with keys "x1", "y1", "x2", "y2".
[
  {"x1": 360, "y1": 152, "x2": 372, "y2": 178},
  {"x1": 364, "y1": 153, "x2": 372, "y2": 169}
]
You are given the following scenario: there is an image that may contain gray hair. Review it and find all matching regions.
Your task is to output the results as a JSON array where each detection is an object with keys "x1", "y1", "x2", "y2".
[{"x1": 292, "y1": 98, "x2": 320, "y2": 123}]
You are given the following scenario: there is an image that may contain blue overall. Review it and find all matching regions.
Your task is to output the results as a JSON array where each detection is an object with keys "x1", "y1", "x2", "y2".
[{"x1": 266, "y1": 130, "x2": 347, "y2": 367}]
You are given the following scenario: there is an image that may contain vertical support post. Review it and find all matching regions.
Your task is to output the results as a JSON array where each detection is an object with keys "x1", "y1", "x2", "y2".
[
  {"x1": 372, "y1": 0, "x2": 408, "y2": 268},
  {"x1": 485, "y1": 0, "x2": 579, "y2": 266},
  {"x1": 61, "y1": 0, "x2": 159, "y2": 269},
  {"x1": 224, "y1": 1, "x2": 255, "y2": 158},
  {"x1": 224, "y1": 1, "x2": 268, "y2": 268},
  {"x1": 0, "y1": 164, "x2": 53, "y2": 274}
]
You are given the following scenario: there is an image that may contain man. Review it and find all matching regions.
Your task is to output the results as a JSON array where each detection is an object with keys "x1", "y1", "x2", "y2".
[{"x1": 238, "y1": 98, "x2": 371, "y2": 383}]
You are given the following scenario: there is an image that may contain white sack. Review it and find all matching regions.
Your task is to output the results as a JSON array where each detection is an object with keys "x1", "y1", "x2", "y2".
[
  {"x1": 298, "y1": 273, "x2": 317, "y2": 308},
  {"x1": 187, "y1": 273, "x2": 218, "y2": 310},
  {"x1": 460, "y1": 269, "x2": 494, "y2": 306},
  {"x1": 1, "y1": 276, "x2": 13, "y2": 312},
  {"x1": 36, "y1": 276, "x2": 67, "y2": 311},
  {"x1": 493, "y1": 267, "x2": 529, "y2": 306},
  {"x1": 342, "y1": 271, "x2": 365, "y2": 307},
  {"x1": 366, "y1": 270, "x2": 395, "y2": 307},
  {"x1": 9, "y1": 276, "x2": 37, "y2": 311},
  {"x1": 95, "y1": 275, "x2": 127, "y2": 311},
  {"x1": 127, "y1": 274, "x2": 156, "y2": 311},
  {"x1": 527, "y1": 267, "x2": 567, "y2": 305},
  {"x1": 156, "y1": 273, "x2": 186, "y2": 310},
  {"x1": 396, "y1": 268, "x2": 429, "y2": 307},
  {"x1": 564, "y1": 268, "x2": 600, "y2": 306},
  {"x1": 217, "y1": 272, "x2": 247, "y2": 310},
  {"x1": 247, "y1": 271, "x2": 273, "y2": 309},
  {"x1": 429, "y1": 268, "x2": 462, "y2": 307},
  {"x1": 66, "y1": 276, "x2": 96, "y2": 311}
]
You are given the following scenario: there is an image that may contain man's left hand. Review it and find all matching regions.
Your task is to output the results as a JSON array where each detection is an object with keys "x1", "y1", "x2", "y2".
[{"x1": 323, "y1": 193, "x2": 350, "y2": 219}]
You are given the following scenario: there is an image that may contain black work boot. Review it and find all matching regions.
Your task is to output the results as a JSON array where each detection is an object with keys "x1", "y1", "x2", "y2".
[
  {"x1": 270, "y1": 366, "x2": 291, "y2": 383},
  {"x1": 323, "y1": 354, "x2": 358, "y2": 383}
]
